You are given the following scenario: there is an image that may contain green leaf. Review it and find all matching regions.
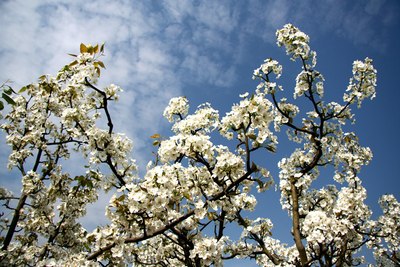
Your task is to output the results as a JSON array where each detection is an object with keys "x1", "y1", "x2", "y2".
[
  {"x1": 93, "y1": 44, "x2": 99, "y2": 53},
  {"x1": 100, "y1": 43, "x2": 105, "y2": 53},
  {"x1": 75, "y1": 175, "x2": 85, "y2": 183},
  {"x1": 19, "y1": 86, "x2": 27, "y2": 93},
  {"x1": 3, "y1": 85, "x2": 14, "y2": 95},
  {"x1": 150, "y1": 133, "x2": 161, "y2": 139},
  {"x1": 74, "y1": 175, "x2": 94, "y2": 188},
  {"x1": 68, "y1": 53, "x2": 78, "y2": 57},
  {"x1": 19, "y1": 84, "x2": 32, "y2": 93},
  {"x1": 2, "y1": 93, "x2": 16, "y2": 105},
  {"x1": 0, "y1": 101, "x2": 4, "y2": 110}
]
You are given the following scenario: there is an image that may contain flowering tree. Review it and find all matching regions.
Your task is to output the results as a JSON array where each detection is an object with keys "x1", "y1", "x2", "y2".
[{"x1": 0, "y1": 24, "x2": 399, "y2": 266}]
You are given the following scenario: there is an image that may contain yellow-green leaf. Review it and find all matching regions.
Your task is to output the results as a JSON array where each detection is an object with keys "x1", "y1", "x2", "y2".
[
  {"x1": 69, "y1": 60, "x2": 78, "y2": 67},
  {"x1": 97, "y1": 61, "x2": 105, "y2": 69},
  {"x1": 265, "y1": 144, "x2": 276, "y2": 153},
  {"x1": 80, "y1": 43, "x2": 88, "y2": 53},
  {"x1": 247, "y1": 133, "x2": 257, "y2": 140},
  {"x1": 19, "y1": 84, "x2": 32, "y2": 93},
  {"x1": 150, "y1": 133, "x2": 161, "y2": 139},
  {"x1": 87, "y1": 45, "x2": 94, "y2": 54},
  {"x1": 38, "y1": 75, "x2": 46, "y2": 82},
  {"x1": 153, "y1": 140, "x2": 160, "y2": 146},
  {"x1": 183, "y1": 192, "x2": 192, "y2": 201},
  {"x1": 116, "y1": 195, "x2": 126, "y2": 202},
  {"x1": 93, "y1": 44, "x2": 99, "y2": 53}
]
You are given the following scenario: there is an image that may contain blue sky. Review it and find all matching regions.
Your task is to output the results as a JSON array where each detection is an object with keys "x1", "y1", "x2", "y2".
[{"x1": 0, "y1": 0, "x2": 399, "y2": 265}]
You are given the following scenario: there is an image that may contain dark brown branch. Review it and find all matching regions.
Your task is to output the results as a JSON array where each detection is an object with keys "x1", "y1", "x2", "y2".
[
  {"x1": 106, "y1": 155, "x2": 126, "y2": 186},
  {"x1": 217, "y1": 210, "x2": 226, "y2": 240},
  {"x1": 236, "y1": 212, "x2": 281, "y2": 265},
  {"x1": 290, "y1": 179, "x2": 308, "y2": 266},
  {"x1": 2, "y1": 143, "x2": 44, "y2": 250},
  {"x1": 87, "y1": 210, "x2": 195, "y2": 260},
  {"x1": 87, "y1": 165, "x2": 258, "y2": 261},
  {"x1": 271, "y1": 92, "x2": 315, "y2": 136},
  {"x1": 1, "y1": 193, "x2": 28, "y2": 250},
  {"x1": 85, "y1": 78, "x2": 113, "y2": 134}
]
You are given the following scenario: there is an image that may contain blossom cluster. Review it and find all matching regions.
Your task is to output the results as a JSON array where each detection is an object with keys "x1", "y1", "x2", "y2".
[
  {"x1": 294, "y1": 70, "x2": 324, "y2": 98},
  {"x1": 220, "y1": 91, "x2": 277, "y2": 151},
  {"x1": 162, "y1": 96, "x2": 189, "y2": 122},
  {"x1": 252, "y1": 58, "x2": 283, "y2": 94},
  {"x1": 276, "y1": 24, "x2": 311, "y2": 61},
  {"x1": 344, "y1": 57, "x2": 377, "y2": 107},
  {"x1": 373, "y1": 194, "x2": 400, "y2": 261},
  {"x1": 0, "y1": 44, "x2": 136, "y2": 266},
  {"x1": 0, "y1": 26, "x2": 398, "y2": 267}
]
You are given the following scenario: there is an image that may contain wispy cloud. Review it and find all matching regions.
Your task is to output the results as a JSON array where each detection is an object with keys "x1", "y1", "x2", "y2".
[
  {"x1": 244, "y1": 0, "x2": 398, "y2": 52},
  {"x1": 0, "y1": 0, "x2": 397, "y2": 174},
  {"x1": 0, "y1": 0, "x2": 244, "y2": 164},
  {"x1": 0, "y1": 0, "x2": 247, "y2": 228},
  {"x1": 1, "y1": 0, "x2": 398, "y2": 230},
  {"x1": 2, "y1": 0, "x2": 395, "y2": 152}
]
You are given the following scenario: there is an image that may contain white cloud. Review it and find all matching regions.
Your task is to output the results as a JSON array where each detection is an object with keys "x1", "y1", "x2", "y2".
[
  {"x1": 0, "y1": 0, "x2": 393, "y2": 163},
  {"x1": 194, "y1": 1, "x2": 240, "y2": 33},
  {"x1": 0, "y1": 0, "x2": 247, "y2": 229},
  {"x1": 0, "y1": 0, "x2": 244, "y2": 161},
  {"x1": 0, "y1": 0, "x2": 398, "y2": 232},
  {"x1": 265, "y1": 0, "x2": 290, "y2": 29}
]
